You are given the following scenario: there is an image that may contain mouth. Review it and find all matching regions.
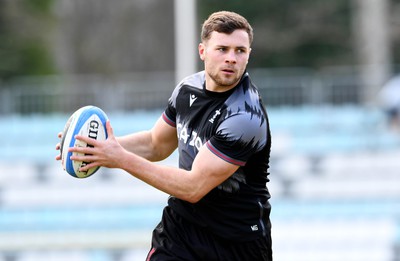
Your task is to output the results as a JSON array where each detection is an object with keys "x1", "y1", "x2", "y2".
[{"x1": 221, "y1": 68, "x2": 235, "y2": 74}]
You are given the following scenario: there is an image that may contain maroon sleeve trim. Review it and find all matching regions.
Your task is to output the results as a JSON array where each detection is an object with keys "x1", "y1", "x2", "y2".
[
  {"x1": 206, "y1": 141, "x2": 246, "y2": 166},
  {"x1": 162, "y1": 112, "x2": 176, "y2": 127}
]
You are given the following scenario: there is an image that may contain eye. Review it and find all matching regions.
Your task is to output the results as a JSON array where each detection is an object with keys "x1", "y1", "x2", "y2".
[{"x1": 218, "y1": 47, "x2": 227, "y2": 52}]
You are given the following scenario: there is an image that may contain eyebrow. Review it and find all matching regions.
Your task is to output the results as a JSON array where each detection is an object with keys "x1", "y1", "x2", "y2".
[{"x1": 215, "y1": 45, "x2": 248, "y2": 49}]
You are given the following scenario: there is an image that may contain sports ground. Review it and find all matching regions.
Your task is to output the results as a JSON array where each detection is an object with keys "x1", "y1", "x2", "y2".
[{"x1": 0, "y1": 106, "x2": 399, "y2": 260}]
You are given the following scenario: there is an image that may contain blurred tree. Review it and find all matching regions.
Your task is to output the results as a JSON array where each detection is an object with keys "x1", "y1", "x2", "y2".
[
  {"x1": 1, "y1": 0, "x2": 399, "y2": 83},
  {"x1": 52, "y1": 0, "x2": 174, "y2": 76},
  {"x1": 197, "y1": 0, "x2": 355, "y2": 69},
  {"x1": 0, "y1": 0, "x2": 56, "y2": 82}
]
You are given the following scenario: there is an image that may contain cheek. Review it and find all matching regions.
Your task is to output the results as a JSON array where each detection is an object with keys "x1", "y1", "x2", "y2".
[
  {"x1": 203, "y1": 55, "x2": 215, "y2": 67},
  {"x1": 203, "y1": 59, "x2": 212, "y2": 70},
  {"x1": 239, "y1": 56, "x2": 249, "y2": 66}
]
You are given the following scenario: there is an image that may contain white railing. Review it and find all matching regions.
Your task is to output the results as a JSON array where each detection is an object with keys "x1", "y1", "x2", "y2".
[{"x1": 0, "y1": 68, "x2": 373, "y2": 115}]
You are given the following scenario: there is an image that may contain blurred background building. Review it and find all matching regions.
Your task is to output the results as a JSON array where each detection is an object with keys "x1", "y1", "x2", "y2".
[{"x1": 0, "y1": 0, "x2": 400, "y2": 260}]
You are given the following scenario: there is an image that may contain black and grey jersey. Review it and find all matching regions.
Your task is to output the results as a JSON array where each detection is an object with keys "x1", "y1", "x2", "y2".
[{"x1": 162, "y1": 70, "x2": 272, "y2": 241}]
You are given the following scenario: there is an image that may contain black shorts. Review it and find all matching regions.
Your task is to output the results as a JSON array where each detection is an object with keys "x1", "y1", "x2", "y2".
[{"x1": 146, "y1": 206, "x2": 272, "y2": 261}]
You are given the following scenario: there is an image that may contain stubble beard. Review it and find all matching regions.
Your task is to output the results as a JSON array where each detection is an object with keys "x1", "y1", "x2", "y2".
[{"x1": 209, "y1": 71, "x2": 241, "y2": 89}]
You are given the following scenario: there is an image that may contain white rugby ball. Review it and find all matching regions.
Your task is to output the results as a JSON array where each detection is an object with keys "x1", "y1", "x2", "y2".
[{"x1": 60, "y1": 105, "x2": 108, "y2": 178}]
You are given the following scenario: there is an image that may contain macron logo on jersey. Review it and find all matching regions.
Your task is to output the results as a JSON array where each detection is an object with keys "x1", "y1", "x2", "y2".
[{"x1": 189, "y1": 94, "x2": 198, "y2": 107}]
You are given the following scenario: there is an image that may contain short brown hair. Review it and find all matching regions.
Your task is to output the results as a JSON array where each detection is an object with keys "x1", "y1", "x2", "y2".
[{"x1": 201, "y1": 11, "x2": 253, "y2": 45}]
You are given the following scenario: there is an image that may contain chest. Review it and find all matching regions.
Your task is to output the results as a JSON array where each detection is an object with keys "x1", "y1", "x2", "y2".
[{"x1": 175, "y1": 88, "x2": 227, "y2": 151}]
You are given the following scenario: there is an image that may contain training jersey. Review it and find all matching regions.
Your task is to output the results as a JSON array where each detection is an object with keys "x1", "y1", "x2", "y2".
[{"x1": 162, "y1": 71, "x2": 272, "y2": 242}]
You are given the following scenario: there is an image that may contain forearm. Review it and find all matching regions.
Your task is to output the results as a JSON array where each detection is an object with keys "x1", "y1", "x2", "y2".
[
  {"x1": 116, "y1": 117, "x2": 177, "y2": 162},
  {"x1": 116, "y1": 143, "x2": 239, "y2": 203},
  {"x1": 118, "y1": 149, "x2": 201, "y2": 203},
  {"x1": 68, "y1": 123, "x2": 237, "y2": 203},
  {"x1": 116, "y1": 131, "x2": 158, "y2": 161}
]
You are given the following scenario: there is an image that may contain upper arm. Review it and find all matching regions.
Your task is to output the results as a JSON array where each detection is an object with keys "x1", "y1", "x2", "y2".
[
  {"x1": 150, "y1": 116, "x2": 178, "y2": 161},
  {"x1": 183, "y1": 112, "x2": 267, "y2": 202},
  {"x1": 210, "y1": 112, "x2": 267, "y2": 165}
]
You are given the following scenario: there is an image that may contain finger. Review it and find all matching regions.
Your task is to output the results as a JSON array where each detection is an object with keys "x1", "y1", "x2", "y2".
[
  {"x1": 55, "y1": 142, "x2": 62, "y2": 161},
  {"x1": 58, "y1": 132, "x2": 63, "y2": 139},
  {"x1": 74, "y1": 135, "x2": 99, "y2": 147},
  {"x1": 79, "y1": 161, "x2": 100, "y2": 172},
  {"x1": 70, "y1": 153, "x2": 95, "y2": 162},
  {"x1": 68, "y1": 145, "x2": 95, "y2": 155},
  {"x1": 69, "y1": 153, "x2": 101, "y2": 172},
  {"x1": 106, "y1": 120, "x2": 114, "y2": 138}
]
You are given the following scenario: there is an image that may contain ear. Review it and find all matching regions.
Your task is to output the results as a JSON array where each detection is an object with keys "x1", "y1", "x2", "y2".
[{"x1": 198, "y1": 43, "x2": 206, "y2": 61}]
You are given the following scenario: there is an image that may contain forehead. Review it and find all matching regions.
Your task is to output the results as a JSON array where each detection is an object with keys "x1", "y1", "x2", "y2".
[{"x1": 206, "y1": 30, "x2": 250, "y2": 48}]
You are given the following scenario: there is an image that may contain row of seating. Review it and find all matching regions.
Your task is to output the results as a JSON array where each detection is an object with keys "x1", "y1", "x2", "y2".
[
  {"x1": 0, "y1": 149, "x2": 399, "y2": 205},
  {"x1": 1, "y1": 106, "x2": 399, "y2": 162},
  {"x1": 0, "y1": 106, "x2": 399, "y2": 261},
  {"x1": 0, "y1": 213, "x2": 397, "y2": 261}
]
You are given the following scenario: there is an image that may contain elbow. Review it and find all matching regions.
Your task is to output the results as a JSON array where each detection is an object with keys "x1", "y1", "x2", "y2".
[
  {"x1": 174, "y1": 171, "x2": 211, "y2": 204},
  {"x1": 185, "y1": 194, "x2": 202, "y2": 204},
  {"x1": 179, "y1": 188, "x2": 205, "y2": 204}
]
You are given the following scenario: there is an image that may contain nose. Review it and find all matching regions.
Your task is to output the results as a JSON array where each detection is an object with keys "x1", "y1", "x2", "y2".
[{"x1": 225, "y1": 50, "x2": 237, "y2": 64}]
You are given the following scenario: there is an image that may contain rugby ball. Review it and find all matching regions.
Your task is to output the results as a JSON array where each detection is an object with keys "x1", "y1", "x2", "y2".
[{"x1": 60, "y1": 105, "x2": 108, "y2": 178}]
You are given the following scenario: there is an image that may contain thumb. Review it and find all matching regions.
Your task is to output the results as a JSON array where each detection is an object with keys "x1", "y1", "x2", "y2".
[{"x1": 105, "y1": 120, "x2": 114, "y2": 139}]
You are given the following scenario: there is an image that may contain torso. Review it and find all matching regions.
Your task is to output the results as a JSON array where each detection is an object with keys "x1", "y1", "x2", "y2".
[{"x1": 162, "y1": 71, "x2": 272, "y2": 241}]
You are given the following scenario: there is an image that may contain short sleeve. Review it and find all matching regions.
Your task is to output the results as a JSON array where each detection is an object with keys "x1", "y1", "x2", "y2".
[
  {"x1": 162, "y1": 82, "x2": 182, "y2": 127},
  {"x1": 207, "y1": 112, "x2": 267, "y2": 166},
  {"x1": 163, "y1": 106, "x2": 176, "y2": 127}
]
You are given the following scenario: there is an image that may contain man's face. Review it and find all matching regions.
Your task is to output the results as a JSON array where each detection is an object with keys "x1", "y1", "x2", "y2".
[{"x1": 199, "y1": 30, "x2": 251, "y2": 92}]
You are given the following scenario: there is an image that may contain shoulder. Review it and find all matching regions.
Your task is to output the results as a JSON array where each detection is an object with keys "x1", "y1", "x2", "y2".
[
  {"x1": 218, "y1": 111, "x2": 267, "y2": 146},
  {"x1": 225, "y1": 73, "x2": 262, "y2": 107},
  {"x1": 217, "y1": 73, "x2": 267, "y2": 145},
  {"x1": 169, "y1": 71, "x2": 205, "y2": 107},
  {"x1": 179, "y1": 71, "x2": 205, "y2": 88},
  {"x1": 225, "y1": 73, "x2": 266, "y2": 125},
  {"x1": 175, "y1": 71, "x2": 205, "y2": 93}
]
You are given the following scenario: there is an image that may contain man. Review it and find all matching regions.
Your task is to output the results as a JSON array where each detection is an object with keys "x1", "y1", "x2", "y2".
[
  {"x1": 380, "y1": 75, "x2": 400, "y2": 132},
  {"x1": 56, "y1": 11, "x2": 273, "y2": 260}
]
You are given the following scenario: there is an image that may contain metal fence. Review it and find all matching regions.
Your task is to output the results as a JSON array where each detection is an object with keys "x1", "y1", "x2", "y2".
[
  {"x1": 0, "y1": 72, "x2": 175, "y2": 115},
  {"x1": 0, "y1": 67, "x2": 374, "y2": 115}
]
